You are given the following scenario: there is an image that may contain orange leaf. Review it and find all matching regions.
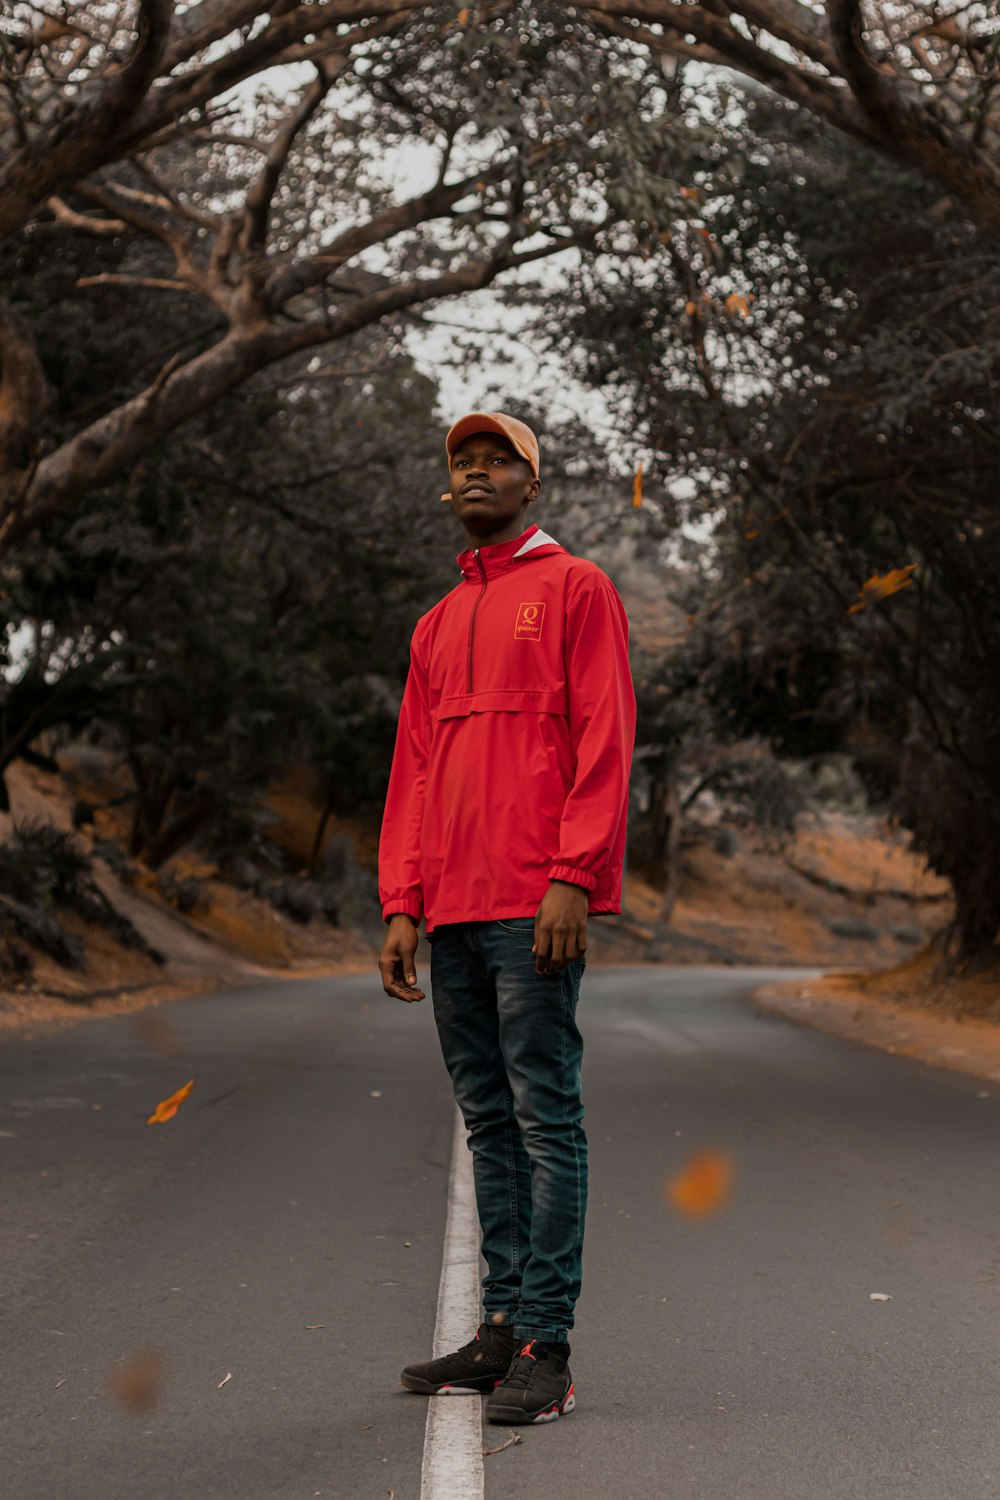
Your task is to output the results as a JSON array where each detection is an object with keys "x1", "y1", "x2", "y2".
[
  {"x1": 679, "y1": 186, "x2": 700, "y2": 202},
  {"x1": 665, "y1": 1149, "x2": 733, "y2": 1218},
  {"x1": 632, "y1": 461, "x2": 643, "y2": 508},
  {"x1": 725, "y1": 292, "x2": 753, "y2": 319},
  {"x1": 146, "y1": 1078, "x2": 195, "y2": 1126},
  {"x1": 684, "y1": 299, "x2": 698, "y2": 317},
  {"x1": 458, "y1": 5, "x2": 469, "y2": 21},
  {"x1": 110, "y1": 1350, "x2": 165, "y2": 1414},
  {"x1": 847, "y1": 563, "x2": 917, "y2": 614}
]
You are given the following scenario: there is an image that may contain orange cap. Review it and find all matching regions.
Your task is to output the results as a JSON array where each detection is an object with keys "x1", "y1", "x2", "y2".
[{"x1": 441, "y1": 412, "x2": 540, "y2": 502}]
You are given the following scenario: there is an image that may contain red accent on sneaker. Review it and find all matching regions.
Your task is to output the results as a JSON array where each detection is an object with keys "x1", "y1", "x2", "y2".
[{"x1": 519, "y1": 1341, "x2": 537, "y2": 1360}]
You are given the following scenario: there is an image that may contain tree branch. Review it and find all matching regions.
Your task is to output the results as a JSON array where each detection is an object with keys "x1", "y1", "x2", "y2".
[
  {"x1": 239, "y1": 69, "x2": 329, "y2": 258},
  {"x1": 0, "y1": 0, "x2": 175, "y2": 241},
  {"x1": 0, "y1": 230, "x2": 581, "y2": 554},
  {"x1": 45, "y1": 195, "x2": 128, "y2": 235},
  {"x1": 826, "y1": 0, "x2": 1000, "y2": 236},
  {"x1": 0, "y1": 300, "x2": 53, "y2": 512},
  {"x1": 124, "y1": 2, "x2": 415, "y2": 149}
]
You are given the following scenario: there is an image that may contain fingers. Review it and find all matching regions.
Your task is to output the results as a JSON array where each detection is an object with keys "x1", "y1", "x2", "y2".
[
  {"x1": 378, "y1": 947, "x2": 424, "y2": 1003},
  {"x1": 534, "y1": 919, "x2": 580, "y2": 975}
]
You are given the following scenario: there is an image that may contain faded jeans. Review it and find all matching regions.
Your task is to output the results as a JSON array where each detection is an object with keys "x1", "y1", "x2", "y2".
[{"x1": 428, "y1": 917, "x2": 587, "y2": 1344}]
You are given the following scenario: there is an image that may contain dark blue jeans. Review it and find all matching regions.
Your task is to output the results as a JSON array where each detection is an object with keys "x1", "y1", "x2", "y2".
[{"x1": 429, "y1": 917, "x2": 587, "y2": 1344}]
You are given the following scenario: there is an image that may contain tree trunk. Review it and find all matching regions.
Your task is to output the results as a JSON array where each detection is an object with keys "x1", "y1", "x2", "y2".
[
  {"x1": 649, "y1": 774, "x2": 682, "y2": 934},
  {"x1": 308, "y1": 791, "x2": 335, "y2": 877}
]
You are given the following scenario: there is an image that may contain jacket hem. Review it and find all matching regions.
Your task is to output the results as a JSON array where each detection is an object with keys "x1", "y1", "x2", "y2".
[{"x1": 425, "y1": 899, "x2": 621, "y2": 935}]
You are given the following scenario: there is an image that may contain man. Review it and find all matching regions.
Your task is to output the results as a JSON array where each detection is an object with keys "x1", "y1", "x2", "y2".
[{"x1": 378, "y1": 411, "x2": 636, "y2": 1425}]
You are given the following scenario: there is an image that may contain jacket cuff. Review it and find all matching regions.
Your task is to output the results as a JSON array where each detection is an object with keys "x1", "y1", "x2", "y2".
[
  {"x1": 382, "y1": 899, "x2": 422, "y2": 924},
  {"x1": 549, "y1": 864, "x2": 598, "y2": 894}
]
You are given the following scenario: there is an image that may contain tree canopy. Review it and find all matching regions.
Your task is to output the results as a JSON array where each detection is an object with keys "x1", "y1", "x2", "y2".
[{"x1": 586, "y1": 1, "x2": 1000, "y2": 235}]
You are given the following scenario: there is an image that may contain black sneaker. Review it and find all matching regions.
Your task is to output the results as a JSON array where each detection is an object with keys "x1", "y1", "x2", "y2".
[
  {"x1": 400, "y1": 1322, "x2": 517, "y2": 1395},
  {"x1": 484, "y1": 1337, "x2": 575, "y2": 1424}
]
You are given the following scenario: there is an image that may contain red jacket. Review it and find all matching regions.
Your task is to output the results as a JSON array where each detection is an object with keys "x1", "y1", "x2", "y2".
[{"x1": 378, "y1": 524, "x2": 636, "y2": 932}]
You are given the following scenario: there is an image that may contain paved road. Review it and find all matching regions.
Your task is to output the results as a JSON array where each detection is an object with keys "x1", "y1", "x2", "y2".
[{"x1": 2, "y1": 966, "x2": 999, "y2": 1500}]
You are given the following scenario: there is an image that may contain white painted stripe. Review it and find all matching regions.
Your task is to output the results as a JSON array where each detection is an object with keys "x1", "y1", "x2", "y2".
[{"x1": 420, "y1": 1106, "x2": 484, "y2": 1500}]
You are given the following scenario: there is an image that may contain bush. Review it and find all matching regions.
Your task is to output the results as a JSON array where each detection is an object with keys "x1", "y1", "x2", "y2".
[{"x1": 0, "y1": 821, "x2": 164, "y2": 975}]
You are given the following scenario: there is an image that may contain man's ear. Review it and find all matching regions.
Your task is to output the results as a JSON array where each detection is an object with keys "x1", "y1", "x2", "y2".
[{"x1": 525, "y1": 477, "x2": 541, "y2": 503}]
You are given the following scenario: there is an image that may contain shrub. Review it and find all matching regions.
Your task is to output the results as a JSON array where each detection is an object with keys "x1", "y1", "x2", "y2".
[{"x1": 0, "y1": 821, "x2": 164, "y2": 976}]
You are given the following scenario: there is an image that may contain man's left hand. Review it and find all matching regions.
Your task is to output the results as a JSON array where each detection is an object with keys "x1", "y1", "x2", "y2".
[{"x1": 533, "y1": 881, "x2": 589, "y2": 975}]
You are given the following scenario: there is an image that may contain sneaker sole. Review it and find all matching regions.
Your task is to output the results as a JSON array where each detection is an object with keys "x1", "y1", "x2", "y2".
[
  {"x1": 400, "y1": 1374, "x2": 501, "y2": 1395},
  {"x1": 486, "y1": 1386, "x2": 575, "y2": 1425}
]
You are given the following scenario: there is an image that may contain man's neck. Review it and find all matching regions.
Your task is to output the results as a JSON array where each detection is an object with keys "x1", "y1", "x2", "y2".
[{"x1": 462, "y1": 515, "x2": 532, "y2": 550}]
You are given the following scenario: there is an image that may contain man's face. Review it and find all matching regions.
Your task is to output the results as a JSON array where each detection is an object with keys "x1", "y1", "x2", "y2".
[{"x1": 448, "y1": 432, "x2": 540, "y2": 542}]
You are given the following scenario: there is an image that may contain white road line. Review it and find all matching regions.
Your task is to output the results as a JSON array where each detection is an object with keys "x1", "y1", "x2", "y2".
[{"x1": 420, "y1": 1105, "x2": 484, "y2": 1500}]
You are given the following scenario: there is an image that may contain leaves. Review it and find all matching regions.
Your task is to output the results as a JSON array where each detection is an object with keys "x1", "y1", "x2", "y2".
[
  {"x1": 724, "y1": 292, "x2": 753, "y2": 319},
  {"x1": 847, "y1": 565, "x2": 918, "y2": 614},
  {"x1": 665, "y1": 1149, "x2": 733, "y2": 1218},
  {"x1": 632, "y1": 461, "x2": 644, "y2": 508},
  {"x1": 146, "y1": 1079, "x2": 195, "y2": 1126}
]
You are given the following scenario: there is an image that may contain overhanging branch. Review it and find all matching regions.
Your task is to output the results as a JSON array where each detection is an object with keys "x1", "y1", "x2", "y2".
[{"x1": 0, "y1": 0, "x2": 175, "y2": 241}]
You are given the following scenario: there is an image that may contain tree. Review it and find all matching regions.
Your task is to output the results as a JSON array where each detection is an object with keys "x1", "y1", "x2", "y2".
[
  {"x1": 584, "y1": 2, "x2": 1000, "y2": 235},
  {"x1": 548, "y1": 91, "x2": 1000, "y2": 958},
  {"x1": 0, "y1": 1, "x2": 700, "y2": 555}
]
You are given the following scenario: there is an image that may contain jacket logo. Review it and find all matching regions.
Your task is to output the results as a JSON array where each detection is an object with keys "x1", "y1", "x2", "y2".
[{"x1": 514, "y1": 602, "x2": 546, "y2": 642}]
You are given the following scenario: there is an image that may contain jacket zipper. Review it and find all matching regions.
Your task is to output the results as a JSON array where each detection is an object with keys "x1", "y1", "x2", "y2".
[{"x1": 466, "y1": 549, "x2": 488, "y2": 693}]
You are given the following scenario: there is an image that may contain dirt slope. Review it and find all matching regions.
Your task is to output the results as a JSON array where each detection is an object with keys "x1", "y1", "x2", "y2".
[{"x1": 0, "y1": 752, "x2": 962, "y2": 1039}]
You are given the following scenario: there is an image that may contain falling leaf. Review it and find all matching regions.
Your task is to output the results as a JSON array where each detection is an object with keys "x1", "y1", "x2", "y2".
[
  {"x1": 725, "y1": 292, "x2": 753, "y2": 319},
  {"x1": 218, "y1": 1371, "x2": 232, "y2": 1388},
  {"x1": 458, "y1": 5, "x2": 469, "y2": 21},
  {"x1": 632, "y1": 462, "x2": 643, "y2": 509},
  {"x1": 666, "y1": 1149, "x2": 733, "y2": 1219},
  {"x1": 848, "y1": 564, "x2": 917, "y2": 614},
  {"x1": 110, "y1": 1350, "x2": 165, "y2": 1413},
  {"x1": 679, "y1": 186, "x2": 700, "y2": 202},
  {"x1": 146, "y1": 1078, "x2": 195, "y2": 1126},
  {"x1": 370, "y1": 1090, "x2": 382, "y2": 1098},
  {"x1": 305, "y1": 1324, "x2": 326, "y2": 1330},
  {"x1": 684, "y1": 299, "x2": 698, "y2": 317},
  {"x1": 869, "y1": 1292, "x2": 892, "y2": 1301}
]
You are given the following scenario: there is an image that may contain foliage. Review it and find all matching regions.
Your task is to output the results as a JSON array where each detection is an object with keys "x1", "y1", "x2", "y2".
[
  {"x1": 587, "y1": 1, "x2": 1000, "y2": 238},
  {"x1": 0, "y1": 1, "x2": 709, "y2": 554},
  {"x1": 548, "y1": 93, "x2": 1000, "y2": 956},
  {"x1": 0, "y1": 819, "x2": 163, "y2": 979}
]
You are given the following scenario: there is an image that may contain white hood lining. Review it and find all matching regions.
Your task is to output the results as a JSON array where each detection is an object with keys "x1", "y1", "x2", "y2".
[{"x1": 513, "y1": 528, "x2": 559, "y2": 558}]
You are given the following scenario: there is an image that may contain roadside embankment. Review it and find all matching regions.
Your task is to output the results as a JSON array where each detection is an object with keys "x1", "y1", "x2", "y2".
[{"x1": 754, "y1": 952, "x2": 1000, "y2": 1085}]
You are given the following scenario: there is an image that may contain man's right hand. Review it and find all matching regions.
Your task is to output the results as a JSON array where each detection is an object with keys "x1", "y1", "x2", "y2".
[{"x1": 379, "y1": 914, "x2": 425, "y2": 1003}]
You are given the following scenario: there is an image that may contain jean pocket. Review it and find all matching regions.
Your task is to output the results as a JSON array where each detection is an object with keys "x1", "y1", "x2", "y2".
[{"x1": 494, "y1": 918, "x2": 535, "y2": 938}]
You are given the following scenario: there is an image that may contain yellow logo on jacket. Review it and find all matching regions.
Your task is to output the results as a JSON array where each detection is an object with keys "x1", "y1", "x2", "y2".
[{"x1": 514, "y1": 602, "x2": 546, "y2": 642}]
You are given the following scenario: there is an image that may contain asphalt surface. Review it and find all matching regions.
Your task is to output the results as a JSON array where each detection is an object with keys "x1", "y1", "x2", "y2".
[{"x1": 3, "y1": 964, "x2": 1000, "y2": 1500}]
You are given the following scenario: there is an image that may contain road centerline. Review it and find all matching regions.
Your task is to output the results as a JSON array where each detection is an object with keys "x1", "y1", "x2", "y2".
[{"x1": 420, "y1": 1104, "x2": 484, "y2": 1500}]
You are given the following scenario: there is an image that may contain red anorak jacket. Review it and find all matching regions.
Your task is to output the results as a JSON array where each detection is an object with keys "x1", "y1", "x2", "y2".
[{"x1": 378, "y1": 524, "x2": 636, "y2": 933}]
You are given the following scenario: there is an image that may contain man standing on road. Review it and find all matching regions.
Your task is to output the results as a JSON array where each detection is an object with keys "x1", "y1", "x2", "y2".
[{"x1": 378, "y1": 412, "x2": 636, "y2": 1425}]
